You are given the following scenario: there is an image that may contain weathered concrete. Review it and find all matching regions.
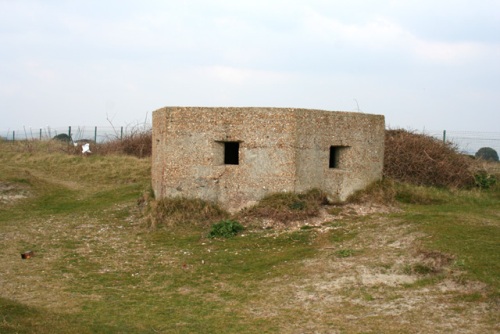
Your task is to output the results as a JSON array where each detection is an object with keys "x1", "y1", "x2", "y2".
[{"x1": 152, "y1": 107, "x2": 385, "y2": 211}]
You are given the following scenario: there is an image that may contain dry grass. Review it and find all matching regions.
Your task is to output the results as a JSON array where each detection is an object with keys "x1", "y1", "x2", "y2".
[
  {"x1": 346, "y1": 179, "x2": 398, "y2": 205},
  {"x1": 1, "y1": 127, "x2": 152, "y2": 158},
  {"x1": 146, "y1": 197, "x2": 229, "y2": 228},
  {"x1": 97, "y1": 129, "x2": 152, "y2": 158},
  {"x1": 238, "y1": 189, "x2": 327, "y2": 224}
]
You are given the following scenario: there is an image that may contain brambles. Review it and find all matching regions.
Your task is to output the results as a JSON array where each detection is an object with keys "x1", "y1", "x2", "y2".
[
  {"x1": 384, "y1": 129, "x2": 475, "y2": 188},
  {"x1": 97, "y1": 128, "x2": 152, "y2": 158}
]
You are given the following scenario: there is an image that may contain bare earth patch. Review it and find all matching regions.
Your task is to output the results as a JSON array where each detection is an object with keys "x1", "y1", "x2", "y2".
[
  {"x1": 0, "y1": 181, "x2": 31, "y2": 204},
  {"x1": 242, "y1": 210, "x2": 499, "y2": 333}
]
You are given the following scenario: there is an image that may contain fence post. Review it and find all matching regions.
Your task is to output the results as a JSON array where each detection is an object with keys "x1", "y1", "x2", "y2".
[
  {"x1": 13, "y1": 130, "x2": 15, "y2": 141},
  {"x1": 94, "y1": 126, "x2": 97, "y2": 143},
  {"x1": 443, "y1": 130, "x2": 446, "y2": 143},
  {"x1": 120, "y1": 126, "x2": 123, "y2": 140},
  {"x1": 40, "y1": 128, "x2": 42, "y2": 140},
  {"x1": 68, "y1": 126, "x2": 72, "y2": 141}
]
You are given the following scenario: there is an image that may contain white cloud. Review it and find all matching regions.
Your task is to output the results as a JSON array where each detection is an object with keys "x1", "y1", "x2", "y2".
[
  {"x1": 302, "y1": 9, "x2": 406, "y2": 49},
  {"x1": 300, "y1": 8, "x2": 496, "y2": 66},
  {"x1": 412, "y1": 40, "x2": 487, "y2": 65}
]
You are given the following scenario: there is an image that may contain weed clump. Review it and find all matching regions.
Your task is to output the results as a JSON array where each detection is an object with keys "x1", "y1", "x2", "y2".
[
  {"x1": 346, "y1": 179, "x2": 397, "y2": 204},
  {"x1": 208, "y1": 220, "x2": 244, "y2": 238},
  {"x1": 474, "y1": 170, "x2": 497, "y2": 189},
  {"x1": 384, "y1": 129, "x2": 475, "y2": 188},
  {"x1": 97, "y1": 129, "x2": 152, "y2": 158},
  {"x1": 148, "y1": 197, "x2": 228, "y2": 228},
  {"x1": 404, "y1": 250, "x2": 455, "y2": 276},
  {"x1": 240, "y1": 189, "x2": 327, "y2": 223},
  {"x1": 335, "y1": 249, "x2": 355, "y2": 258}
]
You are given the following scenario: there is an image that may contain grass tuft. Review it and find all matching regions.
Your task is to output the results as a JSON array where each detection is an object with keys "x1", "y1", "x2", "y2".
[
  {"x1": 346, "y1": 179, "x2": 397, "y2": 204},
  {"x1": 335, "y1": 249, "x2": 356, "y2": 258},
  {"x1": 240, "y1": 188, "x2": 327, "y2": 223},
  {"x1": 147, "y1": 197, "x2": 229, "y2": 228}
]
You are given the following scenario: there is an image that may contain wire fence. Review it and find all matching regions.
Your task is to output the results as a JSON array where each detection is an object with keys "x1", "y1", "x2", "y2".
[
  {"x1": 1, "y1": 126, "x2": 499, "y2": 157},
  {"x1": 0, "y1": 125, "x2": 152, "y2": 143},
  {"x1": 424, "y1": 130, "x2": 500, "y2": 156}
]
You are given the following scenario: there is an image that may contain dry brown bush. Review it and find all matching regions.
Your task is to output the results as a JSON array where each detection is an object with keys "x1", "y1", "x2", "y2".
[
  {"x1": 96, "y1": 129, "x2": 152, "y2": 158},
  {"x1": 384, "y1": 129, "x2": 475, "y2": 188}
]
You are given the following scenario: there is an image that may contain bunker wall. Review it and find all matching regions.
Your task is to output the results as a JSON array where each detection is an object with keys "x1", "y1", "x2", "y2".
[{"x1": 152, "y1": 107, "x2": 385, "y2": 211}]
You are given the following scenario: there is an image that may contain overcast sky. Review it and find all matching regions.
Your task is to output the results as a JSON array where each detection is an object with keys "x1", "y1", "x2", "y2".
[{"x1": 1, "y1": 0, "x2": 499, "y2": 132}]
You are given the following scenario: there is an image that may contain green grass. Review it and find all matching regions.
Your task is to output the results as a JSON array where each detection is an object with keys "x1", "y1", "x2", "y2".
[
  {"x1": 399, "y1": 185, "x2": 500, "y2": 295},
  {"x1": 324, "y1": 221, "x2": 359, "y2": 243},
  {"x1": 1, "y1": 143, "x2": 499, "y2": 333}
]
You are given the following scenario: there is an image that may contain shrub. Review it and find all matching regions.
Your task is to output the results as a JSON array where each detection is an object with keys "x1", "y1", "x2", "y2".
[
  {"x1": 475, "y1": 147, "x2": 499, "y2": 162},
  {"x1": 208, "y1": 220, "x2": 244, "y2": 238},
  {"x1": 97, "y1": 129, "x2": 152, "y2": 158},
  {"x1": 53, "y1": 133, "x2": 72, "y2": 142},
  {"x1": 384, "y1": 129, "x2": 475, "y2": 188},
  {"x1": 121, "y1": 130, "x2": 152, "y2": 158},
  {"x1": 474, "y1": 171, "x2": 497, "y2": 189}
]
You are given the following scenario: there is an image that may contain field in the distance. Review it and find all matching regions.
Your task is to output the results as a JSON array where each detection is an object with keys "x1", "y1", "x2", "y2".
[{"x1": 1, "y1": 141, "x2": 499, "y2": 333}]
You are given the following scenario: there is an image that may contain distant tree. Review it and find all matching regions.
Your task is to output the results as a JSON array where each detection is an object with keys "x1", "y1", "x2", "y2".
[
  {"x1": 475, "y1": 147, "x2": 499, "y2": 162},
  {"x1": 53, "y1": 133, "x2": 71, "y2": 142}
]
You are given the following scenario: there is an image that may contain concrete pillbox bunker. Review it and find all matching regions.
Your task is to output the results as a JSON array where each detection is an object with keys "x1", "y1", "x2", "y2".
[{"x1": 152, "y1": 107, "x2": 385, "y2": 211}]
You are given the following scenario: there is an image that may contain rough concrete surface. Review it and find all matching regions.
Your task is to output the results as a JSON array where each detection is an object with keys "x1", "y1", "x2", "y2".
[{"x1": 152, "y1": 107, "x2": 385, "y2": 211}]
